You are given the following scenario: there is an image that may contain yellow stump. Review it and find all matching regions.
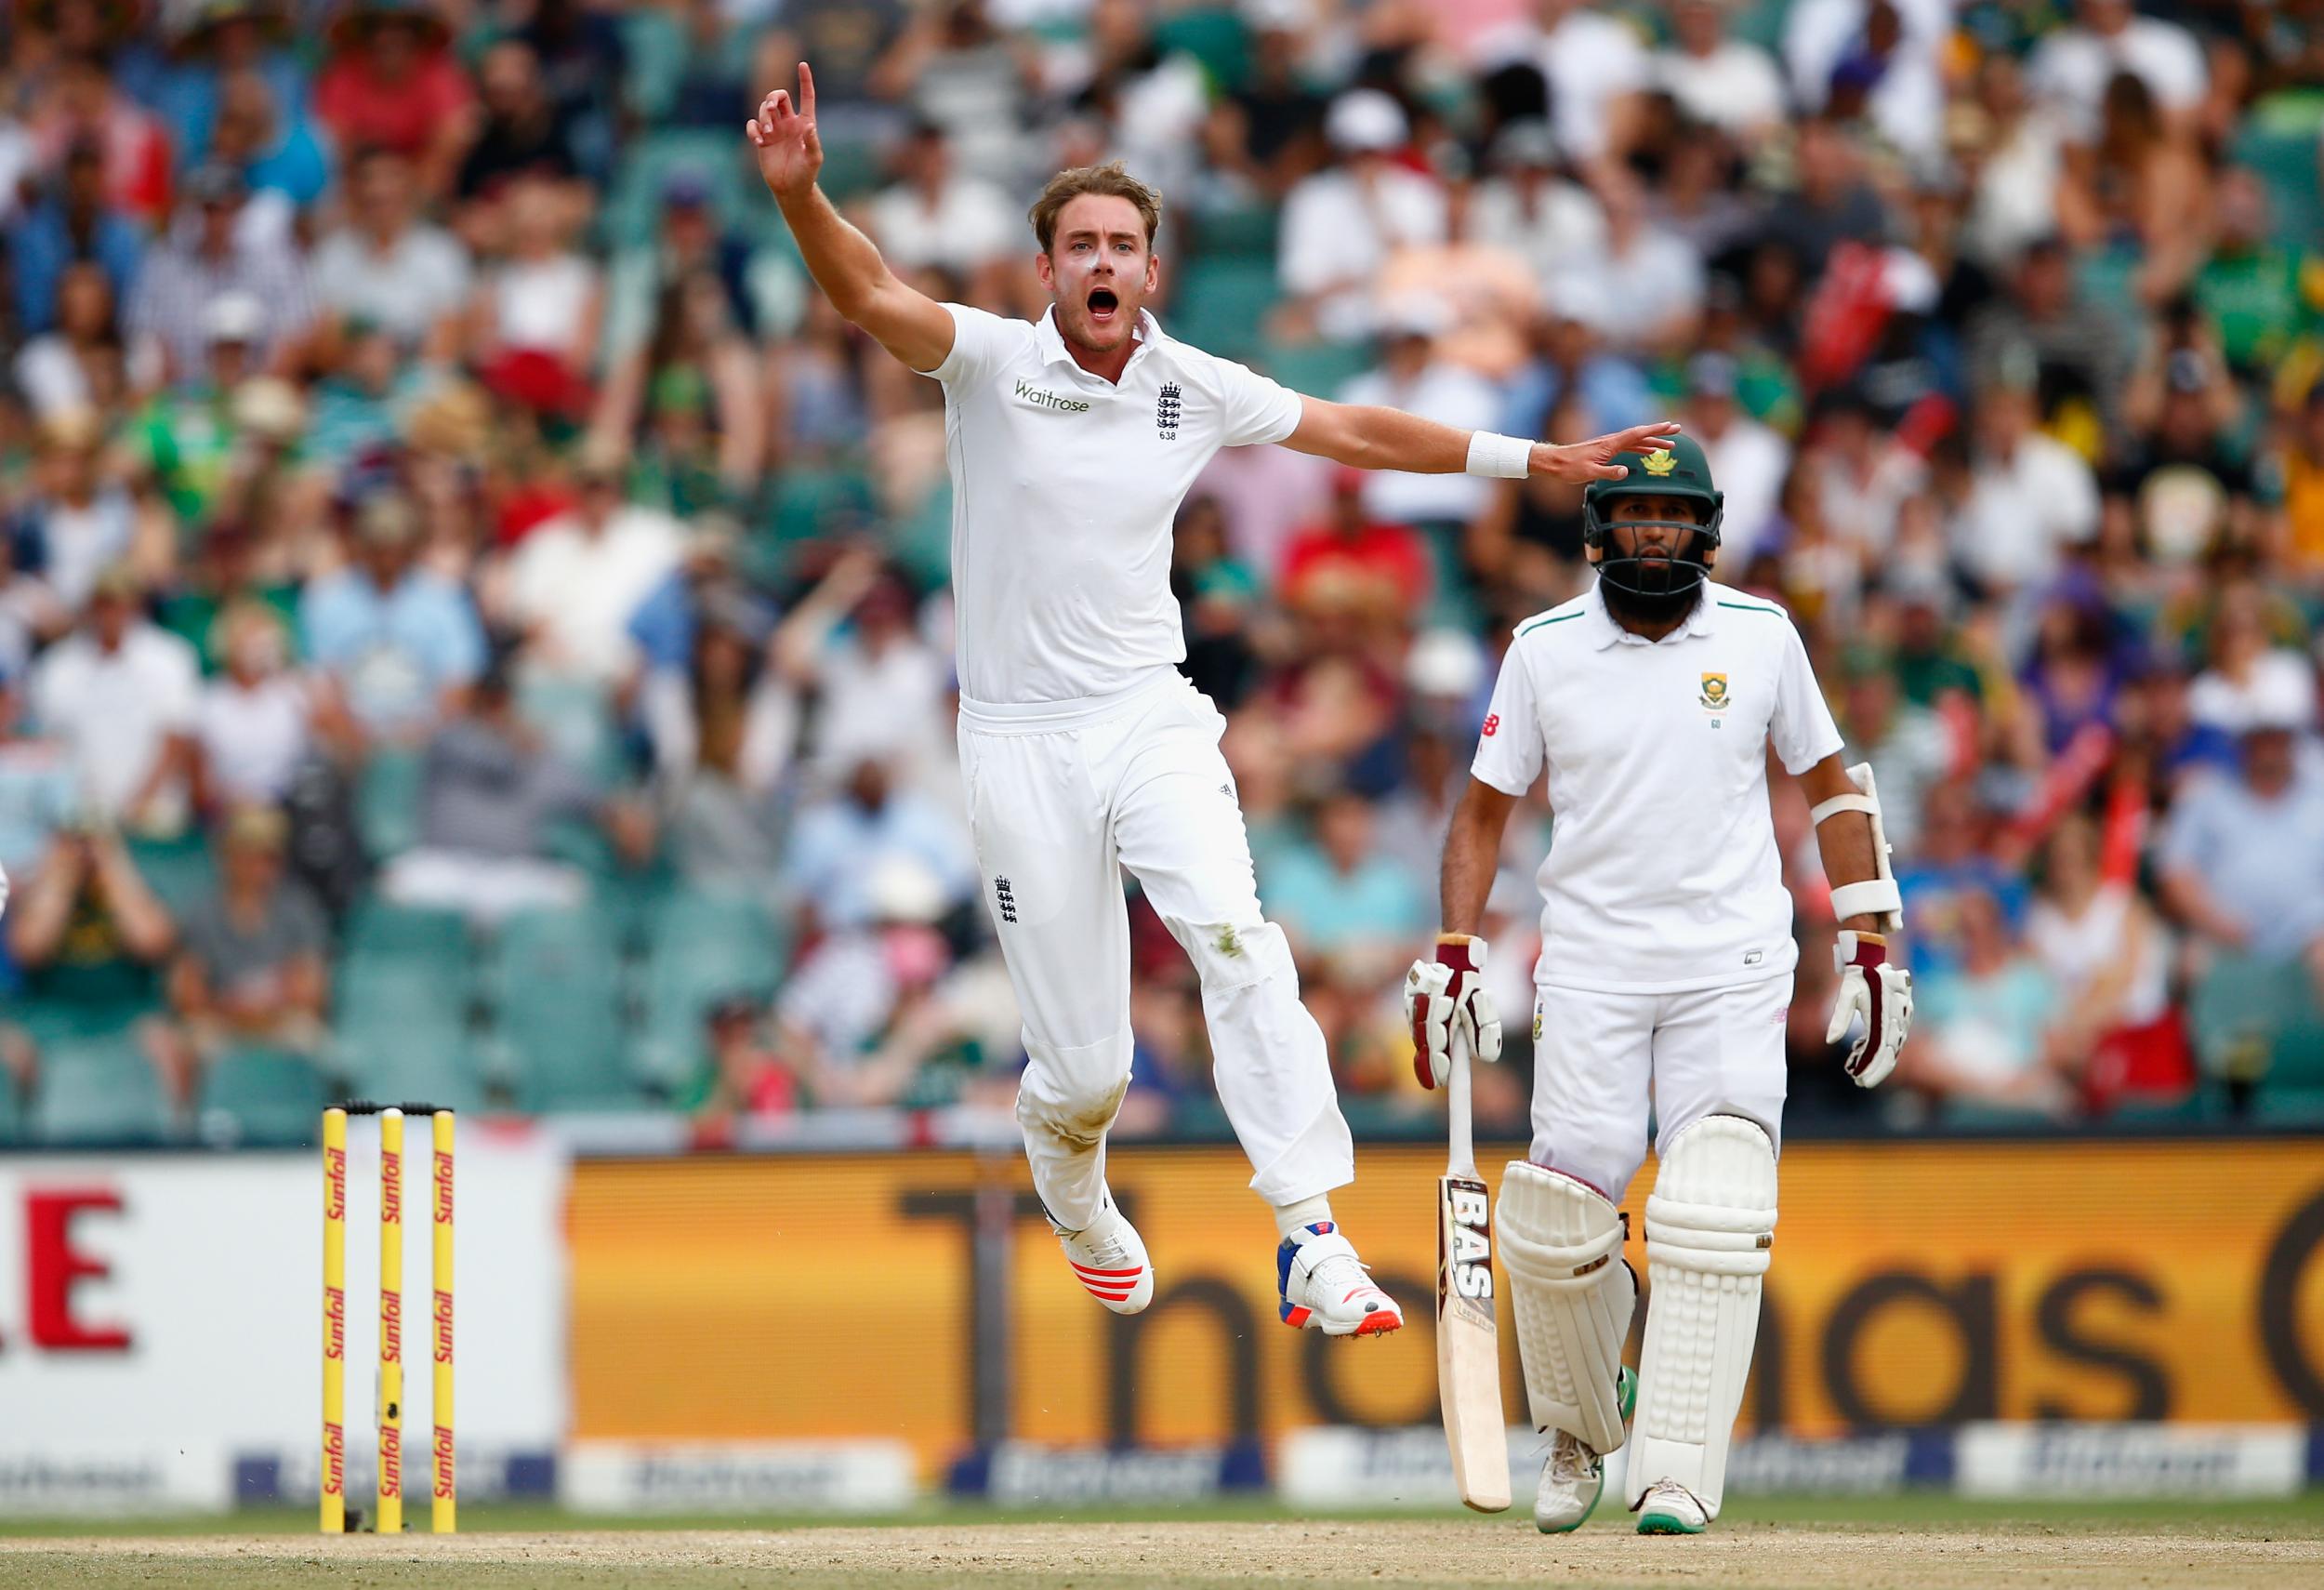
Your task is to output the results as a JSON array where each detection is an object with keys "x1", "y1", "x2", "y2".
[
  {"x1": 376, "y1": 1107, "x2": 404, "y2": 1534},
  {"x1": 431, "y1": 1109, "x2": 456, "y2": 1533},
  {"x1": 321, "y1": 1107, "x2": 347, "y2": 1533}
]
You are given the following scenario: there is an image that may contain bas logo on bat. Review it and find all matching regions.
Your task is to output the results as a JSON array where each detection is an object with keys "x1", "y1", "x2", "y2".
[{"x1": 1446, "y1": 1182, "x2": 1493, "y2": 1300}]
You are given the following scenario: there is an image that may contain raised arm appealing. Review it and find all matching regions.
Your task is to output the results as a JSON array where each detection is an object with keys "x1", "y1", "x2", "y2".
[
  {"x1": 746, "y1": 64, "x2": 956, "y2": 374},
  {"x1": 1282, "y1": 396, "x2": 1683, "y2": 485}
]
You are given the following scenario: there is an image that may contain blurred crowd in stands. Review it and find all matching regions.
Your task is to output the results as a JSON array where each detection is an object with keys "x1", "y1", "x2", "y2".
[{"x1": 0, "y1": 0, "x2": 2318, "y2": 1146}]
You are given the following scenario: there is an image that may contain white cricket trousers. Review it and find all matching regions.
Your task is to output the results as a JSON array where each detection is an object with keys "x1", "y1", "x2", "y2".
[
  {"x1": 957, "y1": 667, "x2": 1354, "y2": 1230},
  {"x1": 1529, "y1": 974, "x2": 1792, "y2": 1201}
]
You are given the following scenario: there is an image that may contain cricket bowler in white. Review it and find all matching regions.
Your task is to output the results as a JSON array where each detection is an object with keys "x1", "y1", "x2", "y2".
[
  {"x1": 1405, "y1": 435, "x2": 1913, "y2": 1531},
  {"x1": 749, "y1": 68, "x2": 1678, "y2": 1336}
]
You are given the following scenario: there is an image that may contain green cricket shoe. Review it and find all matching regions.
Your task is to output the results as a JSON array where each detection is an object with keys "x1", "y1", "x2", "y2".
[
  {"x1": 1532, "y1": 1368, "x2": 1640, "y2": 1534},
  {"x1": 1635, "y1": 1477, "x2": 1710, "y2": 1534}
]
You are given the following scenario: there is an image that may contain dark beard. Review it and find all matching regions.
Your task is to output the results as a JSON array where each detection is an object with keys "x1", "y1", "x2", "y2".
[{"x1": 1600, "y1": 576, "x2": 1703, "y2": 629}]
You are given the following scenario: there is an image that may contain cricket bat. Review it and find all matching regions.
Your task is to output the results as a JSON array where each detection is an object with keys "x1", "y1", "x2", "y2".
[{"x1": 1435, "y1": 1026, "x2": 1511, "y2": 1512}]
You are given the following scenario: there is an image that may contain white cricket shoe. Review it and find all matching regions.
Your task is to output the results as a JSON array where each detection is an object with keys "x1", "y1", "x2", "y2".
[
  {"x1": 1635, "y1": 1477, "x2": 1709, "y2": 1535},
  {"x1": 1276, "y1": 1222, "x2": 1403, "y2": 1337},
  {"x1": 1056, "y1": 1194, "x2": 1154, "y2": 1314},
  {"x1": 1536, "y1": 1369, "x2": 1633, "y2": 1533}
]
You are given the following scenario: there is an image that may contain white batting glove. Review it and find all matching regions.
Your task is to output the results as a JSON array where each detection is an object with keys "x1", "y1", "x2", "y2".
[
  {"x1": 1829, "y1": 931, "x2": 1911, "y2": 1088},
  {"x1": 1403, "y1": 934, "x2": 1502, "y2": 1089}
]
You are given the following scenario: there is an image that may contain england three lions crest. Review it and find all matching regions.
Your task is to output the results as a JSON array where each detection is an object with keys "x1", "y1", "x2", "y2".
[
  {"x1": 1699, "y1": 672, "x2": 1728, "y2": 711},
  {"x1": 1156, "y1": 382, "x2": 1182, "y2": 440}
]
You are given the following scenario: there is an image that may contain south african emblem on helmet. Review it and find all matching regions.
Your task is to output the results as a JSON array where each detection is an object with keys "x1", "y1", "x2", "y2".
[
  {"x1": 1641, "y1": 447, "x2": 1678, "y2": 477},
  {"x1": 1699, "y1": 672, "x2": 1728, "y2": 710}
]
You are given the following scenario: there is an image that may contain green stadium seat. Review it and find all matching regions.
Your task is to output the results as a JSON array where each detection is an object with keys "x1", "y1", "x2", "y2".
[
  {"x1": 335, "y1": 953, "x2": 477, "y2": 1108},
  {"x1": 1258, "y1": 338, "x2": 1373, "y2": 400},
  {"x1": 517, "y1": 676, "x2": 625, "y2": 791},
  {"x1": 358, "y1": 748, "x2": 427, "y2": 861},
  {"x1": 1152, "y1": 7, "x2": 1252, "y2": 90},
  {"x1": 487, "y1": 907, "x2": 635, "y2": 1110},
  {"x1": 125, "y1": 835, "x2": 217, "y2": 921},
  {"x1": 812, "y1": 133, "x2": 887, "y2": 203},
  {"x1": 342, "y1": 902, "x2": 472, "y2": 974},
  {"x1": 1193, "y1": 200, "x2": 1279, "y2": 262},
  {"x1": 2230, "y1": 93, "x2": 2324, "y2": 250},
  {"x1": 761, "y1": 464, "x2": 878, "y2": 547},
  {"x1": 0, "y1": 1074, "x2": 20, "y2": 1144},
  {"x1": 33, "y1": 1039, "x2": 170, "y2": 1146},
  {"x1": 1168, "y1": 258, "x2": 1281, "y2": 363},
  {"x1": 2252, "y1": 1087, "x2": 2324, "y2": 1127},
  {"x1": 605, "y1": 129, "x2": 755, "y2": 243},
  {"x1": 637, "y1": 890, "x2": 785, "y2": 1093},
  {"x1": 197, "y1": 1047, "x2": 329, "y2": 1146},
  {"x1": 2186, "y1": 951, "x2": 2305, "y2": 1082}
]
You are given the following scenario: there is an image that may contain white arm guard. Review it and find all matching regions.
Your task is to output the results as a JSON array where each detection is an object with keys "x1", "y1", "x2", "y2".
[{"x1": 1810, "y1": 761, "x2": 1903, "y2": 933}]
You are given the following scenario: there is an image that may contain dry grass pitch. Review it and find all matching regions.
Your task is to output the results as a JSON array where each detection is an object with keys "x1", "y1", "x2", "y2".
[{"x1": 3, "y1": 1501, "x2": 2321, "y2": 1589}]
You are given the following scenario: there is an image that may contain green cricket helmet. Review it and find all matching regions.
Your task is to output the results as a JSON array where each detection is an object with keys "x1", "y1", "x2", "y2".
[{"x1": 1580, "y1": 434, "x2": 1723, "y2": 601}]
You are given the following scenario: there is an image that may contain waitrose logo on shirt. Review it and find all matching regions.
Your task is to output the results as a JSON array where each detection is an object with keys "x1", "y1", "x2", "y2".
[{"x1": 1013, "y1": 379, "x2": 1090, "y2": 414}]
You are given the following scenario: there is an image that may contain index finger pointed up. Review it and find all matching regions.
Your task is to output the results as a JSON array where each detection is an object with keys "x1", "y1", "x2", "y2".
[{"x1": 799, "y1": 61, "x2": 817, "y2": 119}]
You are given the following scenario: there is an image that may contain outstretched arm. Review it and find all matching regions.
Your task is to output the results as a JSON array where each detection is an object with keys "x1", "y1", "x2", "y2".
[
  {"x1": 1282, "y1": 396, "x2": 1681, "y2": 484},
  {"x1": 747, "y1": 65, "x2": 956, "y2": 373}
]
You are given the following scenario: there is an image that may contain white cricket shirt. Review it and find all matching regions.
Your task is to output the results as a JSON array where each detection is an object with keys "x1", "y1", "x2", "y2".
[
  {"x1": 1472, "y1": 581, "x2": 1844, "y2": 994},
  {"x1": 928, "y1": 304, "x2": 1303, "y2": 705}
]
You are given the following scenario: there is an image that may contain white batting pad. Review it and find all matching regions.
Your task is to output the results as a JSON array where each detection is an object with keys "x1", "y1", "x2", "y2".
[
  {"x1": 1496, "y1": 1161, "x2": 1637, "y2": 1453},
  {"x1": 1627, "y1": 1114, "x2": 1777, "y2": 1518}
]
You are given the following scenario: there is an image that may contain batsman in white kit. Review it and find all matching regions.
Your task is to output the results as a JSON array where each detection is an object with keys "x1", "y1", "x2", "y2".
[
  {"x1": 750, "y1": 69, "x2": 1678, "y2": 1333},
  {"x1": 1405, "y1": 436, "x2": 1914, "y2": 1533}
]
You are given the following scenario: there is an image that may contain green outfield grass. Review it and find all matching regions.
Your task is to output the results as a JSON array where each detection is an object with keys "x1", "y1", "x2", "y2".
[
  {"x1": 1, "y1": 1495, "x2": 2317, "y2": 1590},
  {"x1": 4, "y1": 1490, "x2": 2322, "y2": 1535}
]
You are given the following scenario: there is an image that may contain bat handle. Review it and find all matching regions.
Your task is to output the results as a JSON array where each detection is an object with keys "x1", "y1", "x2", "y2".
[{"x1": 1446, "y1": 1021, "x2": 1477, "y2": 1178}]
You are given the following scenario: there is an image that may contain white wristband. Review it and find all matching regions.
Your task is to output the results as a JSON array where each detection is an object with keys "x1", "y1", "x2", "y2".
[{"x1": 1465, "y1": 431, "x2": 1532, "y2": 479}]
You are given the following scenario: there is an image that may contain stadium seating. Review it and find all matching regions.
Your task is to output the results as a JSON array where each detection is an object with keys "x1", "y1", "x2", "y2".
[
  {"x1": 125, "y1": 835, "x2": 218, "y2": 921},
  {"x1": 32, "y1": 1038, "x2": 171, "y2": 1146},
  {"x1": 357, "y1": 748, "x2": 428, "y2": 861},
  {"x1": 1166, "y1": 258, "x2": 1280, "y2": 364},
  {"x1": 196, "y1": 1047, "x2": 330, "y2": 1147},
  {"x1": 2231, "y1": 92, "x2": 2324, "y2": 248},
  {"x1": 636, "y1": 889, "x2": 786, "y2": 1094},
  {"x1": 0, "y1": 1072, "x2": 19, "y2": 1145},
  {"x1": 487, "y1": 906, "x2": 635, "y2": 1109}
]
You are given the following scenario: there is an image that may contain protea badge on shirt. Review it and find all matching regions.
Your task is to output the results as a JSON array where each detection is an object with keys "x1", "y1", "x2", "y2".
[{"x1": 1699, "y1": 673, "x2": 1729, "y2": 712}]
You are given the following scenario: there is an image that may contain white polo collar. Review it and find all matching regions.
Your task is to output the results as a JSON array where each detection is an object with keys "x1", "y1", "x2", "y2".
[
  {"x1": 1583, "y1": 578, "x2": 1719, "y2": 650},
  {"x1": 1034, "y1": 305, "x2": 1167, "y2": 375}
]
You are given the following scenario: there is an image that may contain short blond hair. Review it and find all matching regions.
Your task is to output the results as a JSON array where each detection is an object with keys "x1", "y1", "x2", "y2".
[{"x1": 1027, "y1": 161, "x2": 1163, "y2": 254}]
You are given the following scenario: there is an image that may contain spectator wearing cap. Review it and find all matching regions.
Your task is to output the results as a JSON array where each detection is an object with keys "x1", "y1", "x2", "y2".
[
  {"x1": 2109, "y1": 340, "x2": 2254, "y2": 569},
  {"x1": 680, "y1": 993, "x2": 799, "y2": 1137},
  {"x1": 1757, "y1": 115, "x2": 1889, "y2": 277},
  {"x1": 26, "y1": 49, "x2": 174, "y2": 226},
  {"x1": 31, "y1": 565, "x2": 201, "y2": 833},
  {"x1": 1278, "y1": 466, "x2": 1430, "y2": 629},
  {"x1": 456, "y1": 37, "x2": 583, "y2": 208},
  {"x1": 2160, "y1": 669, "x2": 2324, "y2": 983},
  {"x1": 1277, "y1": 89, "x2": 1447, "y2": 343},
  {"x1": 191, "y1": 601, "x2": 308, "y2": 810},
  {"x1": 1460, "y1": 119, "x2": 1607, "y2": 292},
  {"x1": 10, "y1": 409, "x2": 146, "y2": 616},
  {"x1": 1964, "y1": 236, "x2": 2125, "y2": 437},
  {"x1": 601, "y1": 168, "x2": 766, "y2": 368},
  {"x1": 2026, "y1": 0, "x2": 2206, "y2": 142},
  {"x1": 1656, "y1": 0, "x2": 1786, "y2": 145},
  {"x1": 8, "y1": 139, "x2": 144, "y2": 339},
  {"x1": 500, "y1": 447, "x2": 681, "y2": 689},
  {"x1": 1783, "y1": 0, "x2": 1950, "y2": 159},
  {"x1": 164, "y1": 802, "x2": 328, "y2": 1090},
  {"x1": 1334, "y1": 295, "x2": 1502, "y2": 539},
  {"x1": 305, "y1": 319, "x2": 427, "y2": 472},
  {"x1": 1682, "y1": 351, "x2": 1788, "y2": 571},
  {"x1": 125, "y1": 288, "x2": 277, "y2": 524},
  {"x1": 125, "y1": 164, "x2": 315, "y2": 388},
  {"x1": 313, "y1": 0, "x2": 477, "y2": 198},
  {"x1": 310, "y1": 146, "x2": 474, "y2": 362},
  {"x1": 1475, "y1": 0, "x2": 1650, "y2": 174},
  {"x1": 300, "y1": 493, "x2": 485, "y2": 742},
  {"x1": 1956, "y1": 364, "x2": 2101, "y2": 594},
  {"x1": 377, "y1": 657, "x2": 654, "y2": 922}
]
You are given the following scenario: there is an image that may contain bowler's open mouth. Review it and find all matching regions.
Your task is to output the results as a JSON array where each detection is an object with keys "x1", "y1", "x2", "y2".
[{"x1": 1088, "y1": 286, "x2": 1119, "y2": 323}]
